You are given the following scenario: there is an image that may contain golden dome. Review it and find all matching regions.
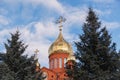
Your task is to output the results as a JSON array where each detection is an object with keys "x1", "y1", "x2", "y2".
[
  {"x1": 36, "y1": 61, "x2": 40, "y2": 67},
  {"x1": 48, "y1": 30, "x2": 73, "y2": 56},
  {"x1": 49, "y1": 16, "x2": 73, "y2": 56},
  {"x1": 67, "y1": 54, "x2": 76, "y2": 61}
]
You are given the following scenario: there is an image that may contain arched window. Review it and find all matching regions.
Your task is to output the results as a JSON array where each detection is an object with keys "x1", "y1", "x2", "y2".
[
  {"x1": 49, "y1": 60, "x2": 51, "y2": 69},
  {"x1": 64, "y1": 58, "x2": 67, "y2": 67},
  {"x1": 51, "y1": 59, "x2": 54, "y2": 69},
  {"x1": 59, "y1": 58, "x2": 62, "y2": 68},
  {"x1": 43, "y1": 72, "x2": 48, "y2": 80},
  {"x1": 54, "y1": 58, "x2": 57, "y2": 68}
]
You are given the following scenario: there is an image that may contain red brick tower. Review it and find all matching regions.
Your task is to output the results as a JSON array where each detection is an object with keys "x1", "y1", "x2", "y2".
[{"x1": 41, "y1": 16, "x2": 75, "y2": 80}]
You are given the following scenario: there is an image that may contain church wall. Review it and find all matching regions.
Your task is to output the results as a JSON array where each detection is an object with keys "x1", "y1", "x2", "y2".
[{"x1": 49, "y1": 52, "x2": 69, "y2": 73}]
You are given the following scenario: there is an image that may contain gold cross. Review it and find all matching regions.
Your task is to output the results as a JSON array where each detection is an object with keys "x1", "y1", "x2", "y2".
[
  {"x1": 35, "y1": 49, "x2": 39, "y2": 54},
  {"x1": 56, "y1": 16, "x2": 66, "y2": 31}
]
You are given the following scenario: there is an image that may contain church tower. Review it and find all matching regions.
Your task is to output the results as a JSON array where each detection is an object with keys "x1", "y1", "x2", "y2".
[
  {"x1": 34, "y1": 49, "x2": 40, "y2": 72},
  {"x1": 48, "y1": 16, "x2": 73, "y2": 73},
  {"x1": 41, "y1": 16, "x2": 75, "y2": 80}
]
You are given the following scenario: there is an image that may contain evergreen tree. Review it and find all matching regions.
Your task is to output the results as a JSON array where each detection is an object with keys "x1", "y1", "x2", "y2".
[
  {"x1": 0, "y1": 62, "x2": 15, "y2": 80},
  {"x1": 70, "y1": 8, "x2": 120, "y2": 80},
  {"x1": 1, "y1": 31, "x2": 43, "y2": 80}
]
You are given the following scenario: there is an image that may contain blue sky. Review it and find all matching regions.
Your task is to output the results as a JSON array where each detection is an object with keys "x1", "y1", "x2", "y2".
[{"x1": 0, "y1": 0, "x2": 120, "y2": 67}]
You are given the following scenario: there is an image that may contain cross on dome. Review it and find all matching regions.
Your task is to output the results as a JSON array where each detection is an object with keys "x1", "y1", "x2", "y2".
[
  {"x1": 35, "y1": 49, "x2": 39, "y2": 54},
  {"x1": 56, "y1": 16, "x2": 66, "y2": 31}
]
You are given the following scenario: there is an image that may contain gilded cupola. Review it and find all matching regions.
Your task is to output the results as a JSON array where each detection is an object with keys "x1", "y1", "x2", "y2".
[{"x1": 48, "y1": 16, "x2": 73, "y2": 56}]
